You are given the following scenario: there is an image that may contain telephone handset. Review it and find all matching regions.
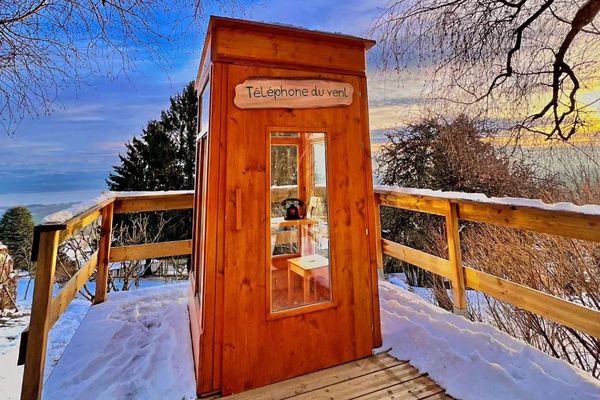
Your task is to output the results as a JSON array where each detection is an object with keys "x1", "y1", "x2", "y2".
[{"x1": 281, "y1": 198, "x2": 304, "y2": 220}]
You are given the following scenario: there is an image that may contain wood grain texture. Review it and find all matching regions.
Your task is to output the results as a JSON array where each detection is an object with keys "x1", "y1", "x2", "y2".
[
  {"x1": 234, "y1": 79, "x2": 353, "y2": 109},
  {"x1": 197, "y1": 61, "x2": 228, "y2": 395},
  {"x1": 209, "y1": 16, "x2": 375, "y2": 52},
  {"x1": 382, "y1": 239, "x2": 451, "y2": 279},
  {"x1": 113, "y1": 192, "x2": 193, "y2": 214},
  {"x1": 445, "y1": 202, "x2": 467, "y2": 311},
  {"x1": 377, "y1": 192, "x2": 447, "y2": 216},
  {"x1": 49, "y1": 251, "x2": 98, "y2": 327},
  {"x1": 377, "y1": 188, "x2": 600, "y2": 338},
  {"x1": 358, "y1": 376, "x2": 449, "y2": 400},
  {"x1": 219, "y1": 64, "x2": 375, "y2": 395},
  {"x1": 213, "y1": 26, "x2": 368, "y2": 75},
  {"x1": 108, "y1": 239, "x2": 192, "y2": 262},
  {"x1": 374, "y1": 187, "x2": 600, "y2": 243},
  {"x1": 58, "y1": 207, "x2": 104, "y2": 243},
  {"x1": 464, "y1": 267, "x2": 600, "y2": 338},
  {"x1": 195, "y1": 17, "x2": 379, "y2": 397},
  {"x1": 21, "y1": 230, "x2": 60, "y2": 400},
  {"x1": 221, "y1": 353, "x2": 451, "y2": 400},
  {"x1": 93, "y1": 203, "x2": 114, "y2": 304},
  {"x1": 358, "y1": 74, "x2": 383, "y2": 349},
  {"x1": 226, "y1": 353, "x2": 403, "y2": 399},
  {"x1": 457, "y1": 201, "x2": 600, "y2": 242}
]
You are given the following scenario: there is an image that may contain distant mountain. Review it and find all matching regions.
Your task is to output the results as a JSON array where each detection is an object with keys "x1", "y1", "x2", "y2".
[{"x1": 0, "y1": 203, "x2": 77, "y2": 225}]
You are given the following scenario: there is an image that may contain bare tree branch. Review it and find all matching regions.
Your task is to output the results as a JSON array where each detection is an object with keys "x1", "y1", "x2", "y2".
[
  {"x1": 371, "y1": 0, "x2": 600, "y2": 141},
  {"x1": 0, "y1": 0, "x2": 238, "y2": 135}
]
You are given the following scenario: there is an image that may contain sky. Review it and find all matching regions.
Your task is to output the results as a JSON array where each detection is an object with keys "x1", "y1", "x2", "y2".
[{"x1": 1, "y1": 0, "x2": 428, "y2": 207}]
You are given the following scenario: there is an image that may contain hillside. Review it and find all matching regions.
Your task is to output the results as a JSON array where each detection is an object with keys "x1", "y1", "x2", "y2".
[{"x1": 0, "y1": 203, "x2": 76, "y2": 225}]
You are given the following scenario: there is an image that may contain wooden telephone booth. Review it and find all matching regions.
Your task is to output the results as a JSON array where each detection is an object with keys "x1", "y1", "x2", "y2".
[{"x1": 190, "y1": 16, "x2": 382, "y2": 397}]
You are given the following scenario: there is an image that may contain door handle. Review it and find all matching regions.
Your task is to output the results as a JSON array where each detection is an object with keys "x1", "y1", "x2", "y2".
[{"x1": 235, "y1": 188, "x2": 242, "y2": 231}]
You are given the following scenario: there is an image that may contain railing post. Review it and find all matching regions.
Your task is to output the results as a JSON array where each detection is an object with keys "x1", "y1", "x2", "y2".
[
  {"x1": 21, "y1": 229, "x2": 60, "y2": 400},
  {"x1": 445, "y1": 201, "x2": 467, "y2": 315},
  {"x1": 94, "y1": 202, "x2": 114, "y2": 304}
]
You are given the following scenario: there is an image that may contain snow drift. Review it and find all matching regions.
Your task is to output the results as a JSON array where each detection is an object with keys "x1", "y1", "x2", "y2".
[
  {"x1": 380, "y1": 281, "x2": 600, "y2": 400},
  {"x1": 43, "y1": 283, "x2": 195, "y2": 400}
]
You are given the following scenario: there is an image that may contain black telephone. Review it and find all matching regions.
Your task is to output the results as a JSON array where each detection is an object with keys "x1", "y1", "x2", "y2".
[{"x1": 281, "y1": 198, "x2": 304, "y2": 220}]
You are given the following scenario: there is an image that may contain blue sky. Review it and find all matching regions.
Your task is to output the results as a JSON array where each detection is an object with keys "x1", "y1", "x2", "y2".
[{"x1": 0, "y1": 0, "x2": 422, "y2": 207}]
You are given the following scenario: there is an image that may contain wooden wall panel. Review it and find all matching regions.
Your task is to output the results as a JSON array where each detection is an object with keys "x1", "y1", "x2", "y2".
[
  {"x1": 198, "y1": 62, "x2": 228, "y2": 395},
  {"x1": 214, "y1": 27, "x2": 367, "y2": 75},
  {"x1": 359, "y1": 76, "x2": 382, "y2": 347},
  {"x1": 187, "y1": 279, "x2": 202, "y2": 386},
  {"x1": 219, "y1": 64, "x2": 377, "y2": 395}
]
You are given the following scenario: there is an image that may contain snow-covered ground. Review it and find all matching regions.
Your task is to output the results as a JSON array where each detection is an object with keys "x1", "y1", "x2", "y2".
[
  {"x1": 4, "y1": 275, "x2": 600, "y2": 399},
  {"x1": 0, "y1": 278, "x2": 89, "y2": 400},
  {"x1": 0, "y1": 277, "x2": 184, "y2": 400},
  {"x1": 380, "y1": 281, "x2": 600, "y2": 400},
  {"x1": 43, "y1": 283, "x2": 195, "y2": 400}
]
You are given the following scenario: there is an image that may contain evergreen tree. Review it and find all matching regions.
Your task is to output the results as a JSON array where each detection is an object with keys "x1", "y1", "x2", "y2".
[
  {"x1": 107, "y1": 82, "x2": 197, "y2": 191},
  {"x1": 0, "y1": 207, "x2": 34, "y2": 271},
  {"x1": 161, "y1": 82, "x2": 198, "y2": 189},
  {"x1": 107, "y1": 137, "x2": 147, "y2": 191},
  {"x1": 106, "y1": 82, "x2": 198, "y2": 271}
]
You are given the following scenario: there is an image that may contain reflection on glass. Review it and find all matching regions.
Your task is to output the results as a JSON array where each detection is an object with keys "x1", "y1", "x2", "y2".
[
  {"x1": 270, "y1": 132, "x2": 331, "y2": 312},
  {"x1": 200, "y1": 82, "x2": 210, "y2": 134}
]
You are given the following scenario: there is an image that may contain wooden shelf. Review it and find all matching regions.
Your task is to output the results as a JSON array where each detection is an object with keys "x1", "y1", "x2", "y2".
[{"x1": 271, "y1": 218, "x2": 318, "y2": 228}]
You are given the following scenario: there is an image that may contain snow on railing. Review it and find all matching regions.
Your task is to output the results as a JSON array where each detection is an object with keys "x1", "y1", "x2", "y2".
[
  {"x1": 21, "y1": 190, "x2": 193, "y2": 400},
  {"x1": 42, "y1": 190, "x2": 194, "y2": 225},
  {"x1": 374, "y1": 185, "x2": 600, "y2": 216},
  {"x1": 373, "y1": 185, "x2": 600, "y2": 340}
]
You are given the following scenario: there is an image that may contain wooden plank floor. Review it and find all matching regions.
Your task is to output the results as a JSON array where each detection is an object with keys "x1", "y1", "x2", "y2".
[{"x1": 207, "y1": 352, "x2": 453, "y2": 400}]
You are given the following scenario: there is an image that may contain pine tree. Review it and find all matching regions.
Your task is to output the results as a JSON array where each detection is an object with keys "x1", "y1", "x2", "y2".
[
  {"x1": 106, "y1": 82, "x2": 198, "y2": 268},
  {"x1": 107, "y1": 82, "x2": 197, "y2": 191},
  {"x1": 107, "y1": 137, "x2": 147, "y2": 191},
  {"x1": 161, "y1": 82, "x2": 198, "y2": 189},
  {"x1": 0, "y1": 207, "x2": 34, "y2": 271}
]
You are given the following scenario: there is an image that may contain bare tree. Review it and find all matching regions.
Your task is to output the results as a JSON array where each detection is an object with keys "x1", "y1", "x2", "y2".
[
  {"x1": 371, "y1": 0, "x2": 600, "y2": 141},
  {"x1": 461, "y1": 224, "x2": 600, "y2": 378},
  {"x1": 52, "y1": 212, "x2": 189, "y2": 303},
  {"x1": 57, "y1": 219, "x2": 101, "y2": 300},
  {"x1": 0, "y1": 0, "x2": 234, "y2": 134},
  {"x1": 109, "y1": 213, "x2": 187, "y2": 292}
]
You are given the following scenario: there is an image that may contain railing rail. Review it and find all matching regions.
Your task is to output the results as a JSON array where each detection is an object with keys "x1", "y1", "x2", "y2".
[
  {"x1": 374, "y1": 185, "x2": 600, "y2": 338},
  {"x1": 20, "y1": 191, "x2": 193, "y2": 400}
]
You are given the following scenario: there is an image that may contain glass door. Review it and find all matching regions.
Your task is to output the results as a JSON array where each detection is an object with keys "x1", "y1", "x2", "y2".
[
  {"x1": 193, "y1": 134, "x2": 209, "y2": 297},
  {"x1": 269, "y1": 131, "x2": 331, "y2": 312}
]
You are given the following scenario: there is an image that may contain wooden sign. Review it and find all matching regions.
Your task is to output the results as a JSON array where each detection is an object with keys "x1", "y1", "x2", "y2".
[{"x1": 234, "y1": 79, "x2": 354, "y2": 109}]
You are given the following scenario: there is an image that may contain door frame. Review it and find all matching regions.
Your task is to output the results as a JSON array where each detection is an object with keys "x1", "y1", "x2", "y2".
[{"x1": 265, "y1": 125, "x2": 339, "y2": 320}]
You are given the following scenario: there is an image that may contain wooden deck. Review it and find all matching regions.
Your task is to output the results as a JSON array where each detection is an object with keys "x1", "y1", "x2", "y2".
[{"x1": 209, "y1": 352, "x2": 453, "y2": 400}]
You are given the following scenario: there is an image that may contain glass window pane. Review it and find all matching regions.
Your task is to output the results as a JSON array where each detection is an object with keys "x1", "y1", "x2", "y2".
[
  {"x1": 270, "y1": 145, "x2": 298, "y2": 218},
  {"x1": 200, "y1": 82, "x2": 210, "y2": 133},
  {"x1": 270, "y1": 132, "x2": 331, "y2": 312}
]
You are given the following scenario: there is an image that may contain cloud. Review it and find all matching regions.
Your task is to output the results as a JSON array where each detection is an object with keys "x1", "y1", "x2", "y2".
[
  {"x1": 365, "y1": 67, "x2": 430, "y2": 130},
  {"x1": 249, "y1": 0, "x2": 389, "y2": 37},
  {"x1": 55, "y1": 104, "x2": 107, "y2": 122},
  {"x1": 0, "y1": 0, "x2": 468, "y2": 201},
  {"x1": 98, "y1": 141, "x2": 127, "y2": 152},
  {"x1": 369, "y1": 103, "x2": 424, "y2": 131}
]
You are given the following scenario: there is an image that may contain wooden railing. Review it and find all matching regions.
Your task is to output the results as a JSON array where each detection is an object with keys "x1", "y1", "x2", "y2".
[
  {"x1": 19, "y1": 191, "x2": 193, "y2": 400},
  {"x1": 20, "y1": 186, "x2": 600, "y2": 397},
  {"x1": 374, "y1": 185, "x2": 600, "y2": 339}
]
